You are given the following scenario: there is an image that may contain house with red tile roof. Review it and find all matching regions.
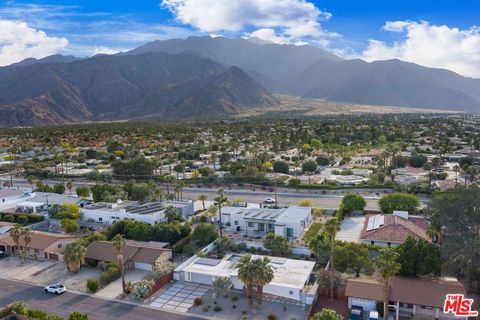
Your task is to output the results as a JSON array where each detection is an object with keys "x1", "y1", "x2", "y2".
[{"x1": 360, "y1": 211, "x2": 430, "y2": 247}]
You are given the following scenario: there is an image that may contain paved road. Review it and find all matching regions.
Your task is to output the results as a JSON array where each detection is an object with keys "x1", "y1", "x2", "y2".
[{"x1": 0, "y1": 278, "x2": 201, "y2": 320}]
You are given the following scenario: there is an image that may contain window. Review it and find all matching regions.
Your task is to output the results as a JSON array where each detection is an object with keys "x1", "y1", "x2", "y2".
[
  {"x1": 234, "y1": 220, "x2": 239, "y2": 225},
  {"x1": 98, "y1": 217, "x2": 103, "y2": 222},
  {"x1": 57, "y1": 244, "x2": 62, "y2": 249},
  {"x1": 258, "y1": 223, "x2": 265, "y2": 232},
  {"x1": 371, "y1": 241, "x2": 375, "y2": 245},
  {"x1": 387, "y1": 242, "x2": 391, "y2": 247},
  {"x1": 286, "y1": 228, "x2": 293, "y2": 238},
  {"x1": 185, "y1": 272, "x2": 192, "y2": 282},
  {"x1": 248, "y1": 222, "x2": 254, "y2": 228},
  {"x1": 35, "y1": 249, "x2": 39, "y2": 254}
]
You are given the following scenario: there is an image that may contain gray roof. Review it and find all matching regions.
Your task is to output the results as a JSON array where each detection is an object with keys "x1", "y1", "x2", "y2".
[{"x1": 30, "y1": 192, "x2": 91, "y2": 206}]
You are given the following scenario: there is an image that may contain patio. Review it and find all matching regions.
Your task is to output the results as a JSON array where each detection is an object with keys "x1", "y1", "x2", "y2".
[{"x1": 149, "y1": 282, "x2": 209, "y2": 313}]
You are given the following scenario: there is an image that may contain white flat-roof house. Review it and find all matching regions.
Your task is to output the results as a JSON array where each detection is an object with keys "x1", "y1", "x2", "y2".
[
  {"x1": 175, "y1": 253, "x2": 317, "y2": 305},
  {"x1": 220, "y1": 206, "x2": 311, "y2": 239},
  {"x1": 81, "y1": 200, "x2": 194, "y2": 225}
]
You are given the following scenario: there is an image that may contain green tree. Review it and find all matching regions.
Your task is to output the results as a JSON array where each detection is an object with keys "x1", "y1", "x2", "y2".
[
  {"x1": 68, "y1": 312, "x2": 89, "y2": 320},
  {"x1": 76, "y1": 186, "x2": 90, "y2": 198},
  {"x1": 64, "y1": 240, "x2": 87, "y2": 273},
  {"x1": 273, "y1": 161, "x2": 289, "y2": 174},
  {"x1": 66, "y1": 180, "x2": 74, "y2": 195},
  {"x1": 375, "y1": 248, "x2": 401, "y2": 320},
  {"x1": 263, "y1": 233, "x2": 291, "y2": 256},
  {"x1": 253, "y1": 257, "x2": 274, "y2": 306},
  {"x1": 309, "y1": 233, "x2": 331, "y2": 266},
  {"x1": 164, "y1": 206, "x2": 181, "y2": 222},
  {"x1": 54, "y1": 203, "x2": 81, "y2": 220},
  {"x1": 341, "y1": 193, "x2": 367, "y2": 213},
  {"x1": 213, "y1": 276, "x2": 233, "y2": 298},
  {"x1": 302, "y1": 160, "x2": 318, "y2": 173},
  {"x1": 190, "y1": 223, "x2": 218, "y2": 246},
  {"x1": 310, "y1": 308, "x2": 343, "y2": 320},
  {"x1": 11, "y1": 224, "x2": 22, "y2": 261},
  {"x1": 298, "y1": 198, "x2": 313, "y2": 207},
  {"x1": 112, "y1": 234, "x2": 127, "y2": 294},
  {"x1": 334, "y1": 242, "x2": 373, "y2": 277},
  {"x1": 236, "y1": 254, "x2": 256, "y2": 308},
  {"x1": 61, "y1": 218, "x2": 79, "y2": 233},
  {"x1": 323, "y1": 219, "x2": 341, "y2": 300},
  {"x1": 198, "y1": 194, "x2": 208, "y2": 210},
  {"x1": 396, "y1": 237, "x2": 441, "y2": 277},
  {"x1": 378, "y1": 192, "x2": 420, "y2": 214}
]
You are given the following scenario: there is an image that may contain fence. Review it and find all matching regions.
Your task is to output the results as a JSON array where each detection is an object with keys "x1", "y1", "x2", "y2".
[{"x1": 147, "y1": 272, "x2": 173, "y2": 299}]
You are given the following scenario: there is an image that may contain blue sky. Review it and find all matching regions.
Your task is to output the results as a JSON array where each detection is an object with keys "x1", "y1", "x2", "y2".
[{"x1": 0, "y1": 0, "x2": 479, "y2": 77}]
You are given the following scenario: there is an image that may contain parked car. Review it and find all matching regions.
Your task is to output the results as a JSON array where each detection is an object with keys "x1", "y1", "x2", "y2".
[
  {"x1": 349, "y1": 306, "x2": 364, "y2": 320},
  {"x1": 44, "y1": 284, "x2": 66, "y2": 295},
  {"x1": 0, "y1": 250, "x2": 5, "y2": 258},
  {"x1": 263, "y1": 197, "x2": 276, "y2": 204},
  {"x1": 369, "y1": 311, "x2": 379, "y2": 320}
]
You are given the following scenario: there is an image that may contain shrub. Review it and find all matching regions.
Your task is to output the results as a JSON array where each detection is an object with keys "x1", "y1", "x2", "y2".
[
  {"x1": 100, "y1": 265, "x2": 120, "y2": 285},
  {"x1": 153, "y1": 261, "x2": 176, "y2": 280},
  {"x1": 267, "y1": 313, "x2": 277, "y2": 320},
  {"x1": 68, "y1": 311, "x2": 89, "y2": 320},
  {"x1": 16, "y1": 215, "x2": 29, "y2": 225},
  {"x1": 237, "y1": 242, "x2": 247, "y2": 251},
  {"x1": 232, "y1": 305, "x2": 236, "y2": 309},
  {"x1": 202, "y1": 305, "x2": 210, "y2": 312},
  {"x1": 133, "y1": 279, "x2": 155, "y2": 300},
  {"x1": 214, "y1": 306, "x2": 222, "y2": 312},
  {"x1": 86, "y1": 278, "x2": 99, "y2": 293},
  {"x1": 2, "y1": 215, "x2": 14, "y2": 222},
  {"x1": 193, "y1": 297, "x2": 203, "y2": 306},
  {"x1": 231, "y1": 295, "x2": 239, "y2": 302}
]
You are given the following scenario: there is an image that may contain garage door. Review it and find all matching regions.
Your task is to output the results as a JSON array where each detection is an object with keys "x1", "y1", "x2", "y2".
[
  {"x1": 134, "y1": 262, "x2": 153, "y2": 271},
  {"x1": 352, "y1": 298, "x2": 377, "y2": 312}
]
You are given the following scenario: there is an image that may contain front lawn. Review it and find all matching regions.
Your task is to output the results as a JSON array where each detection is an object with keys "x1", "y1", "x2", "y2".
[{"x1": 304, "y1": 222, "x2": 323, "y2": 242}]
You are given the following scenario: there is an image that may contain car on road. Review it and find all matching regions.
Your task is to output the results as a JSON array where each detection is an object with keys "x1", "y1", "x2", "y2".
[
  {"x1": 263, "y1": 197, "x2": 276, "y2": 204},
  {"x1": 44, "y1": 284, "x2": 66, "y2": 295}
]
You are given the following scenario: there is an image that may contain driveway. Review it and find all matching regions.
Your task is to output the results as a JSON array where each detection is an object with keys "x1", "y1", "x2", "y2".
[
  {"x1": 150, "y1": 283, "x2": 209, "y2": 313},
  {"x1": 335, "y1": 216, "x2": 366, "y2": 243},
  {"x1": 95, "y1": 270, "x2": 149, "y2": 299}
]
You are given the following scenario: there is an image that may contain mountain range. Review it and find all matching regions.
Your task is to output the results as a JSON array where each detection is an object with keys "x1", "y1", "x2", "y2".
[{"x1": 0, "y1": 36, "x2": 479, "y2": 127}]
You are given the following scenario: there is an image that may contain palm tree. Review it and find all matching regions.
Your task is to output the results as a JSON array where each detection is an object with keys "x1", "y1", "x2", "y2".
[
  {"x1": 10, "y1": 224, "x2": 22, "y2": 262},
  {"x1": 253, "y1": 257, "x2": 274, "y2": 306},
  {"x1": 375, "y1": 248, "x2": 401, "y2": 320},
  {"x1": 213, "y1": 276, "x2": 233, "y2": 298},
  {"x1": 66, "y1": 180, "x2": 73, "y2": 195},
  {"x1": 164, "y1": 175, "x2": 175, "y2": 198},
  {"x1": 175, "y1": 180, "x2": 185, "y2": 201},
  {"x1": 63, "y1": 240, "x2": 87, "y2": 273},
  {"x1": 236, "y1": 254, "x2": 256, "y2": 308},
  {"x1": 323, "y1": 218, "x2": 340, "y2": 300},
  {"x1": 112, "y1": 234, "x2": 127, "y2": 293},
  {"x1": 21, "y1": 228, "x2": 33, "y2": 261},
  {"x1": 453, "y1": 165, "x2": 459, "y2": 189},
  {"x1": 198, "y1": 194, "x2": 207, "y2": 210}
]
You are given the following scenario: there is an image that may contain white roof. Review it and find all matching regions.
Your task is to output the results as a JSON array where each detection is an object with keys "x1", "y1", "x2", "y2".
[
  {"x1": 17, "y1": 201, "x2": 45, "y2": 207},
  {"x1": 181, "y1": 253, "x2": 315, "y2": 290}
]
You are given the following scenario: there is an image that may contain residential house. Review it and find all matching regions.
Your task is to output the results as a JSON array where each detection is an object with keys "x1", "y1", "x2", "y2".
[
  {"x1": 0, "y1": 188, "x2": 35, "y2": 211},
  {"x1": 360, "y1": 211, "x2": 429, "y2": 247},
  {"x1": 81, "y1": 200, "x2": 194, "y2": 225},
  {"x1": 85, "y1": 240, "x2": 172, "y2": 271},
  {"x1": 0, "y1": 231, "x2": 76, "y2": 261},
  {"x1": 220, "y1": 206, "x2": 311, "y2": 239},
  {"x1": 175, "y1": 253, "x2": 317, "y2": 305},
  {"x1": 345, "y1": 276, "x2": 468, "y2": 320},
  {"x1": 28, "y1": 192, "x2": 91, "y2": 209},
  {"x1": 0, "y1": 222, "x2": 14, "y2": 235}
]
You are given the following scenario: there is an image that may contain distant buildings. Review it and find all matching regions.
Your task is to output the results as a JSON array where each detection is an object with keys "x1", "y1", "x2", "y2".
[
  {"x1": 81, "y1": 200, "x2": 194, "y2": 225},
  {"x1": 220, "y1": 206, "x2": 312, "y2": 239}
]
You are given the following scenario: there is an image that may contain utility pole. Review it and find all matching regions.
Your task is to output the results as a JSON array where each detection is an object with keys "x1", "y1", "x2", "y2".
[{"x1": 274, "y1": 173, "x2": 278, "y2": 205}]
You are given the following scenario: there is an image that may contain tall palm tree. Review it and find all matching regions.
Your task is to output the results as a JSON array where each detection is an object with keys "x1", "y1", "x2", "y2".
[
  {"x1": 63, "y1": 240, "x2": 87, "y2": 273},
  {"x1": 10, "y1": 224, "x2": 22, "y2": 262},
  {"x1": 253, "y1": 257, "x2": 274, "y2": 306},
  {"x1": 198, "y1": 194, "x2": 207, "y2": 210},
  {"x1": 112, "y1": 234, "x2": 127, "y2": 293},
  {"x1": 22, "y1": 228, "x2": 33, "y2": 260},
  {"x1": 453, "y1": 165, "x2": 459, "y2": 189},
  {"x1": 175, "y1": 180, "x2": 185, "y2": 201},
  {"x1": 323, "y1": 218, "x2": 340, "y2": 300},
  {"x1": 164, "y1": 175, "x2": 175, "y2": 198},
  {"x1": 237, "y1": 254, "x2": 256, "y2": 308},
  {"x1": 375, "y1": 248, "x2": 401, "y2": 320}
]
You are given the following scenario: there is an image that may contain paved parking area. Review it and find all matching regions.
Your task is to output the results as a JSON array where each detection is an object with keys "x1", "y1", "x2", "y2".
[
  {"x1": 150, "y1": 283, "x2": 209, "y2": 313},
  {"x1": 335, "y1": 216, "x2": 366, "y2": 243}
]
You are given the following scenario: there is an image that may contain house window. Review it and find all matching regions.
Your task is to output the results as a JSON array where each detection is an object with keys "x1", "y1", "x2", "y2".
[
  {"x1": 35, "y1": 249, "x2": 39, "y2": 254},
  {"x1": 401, "y1": 303, "x2": 413, "y2": 309},
  {"x1": 98, "y1": 218, "x2": 103, "y2": 222},
  {"x1": 268, "y1": 224, "x2": 274, "y2": 231},
  {"x1": 387, "y1": 242, "x2": 391, "y2": 247},
  {"x1": 248, "y1": 222, "x2": 254, "y2": 228},
  {"x1": 185, "y1": 272, "x2": 192, "y2": 282},
  {"x1": 420, "y1": 305, "x2": 433, "y2": 310},
  {"x1": 258, "y1": 223, "x2": 265, "y2": 232},
  {"x1": 234, "y1": 220, "x2": 239, "y2": 225},
  {"x1": 286, "y1": 228, "x2": 294, "y2": 238},
  {"x1": 57, "y1": 244, "x2": 62, "y2": 249},
  {"x1": 371, "y1": 241, "x2": 375, "y2": 245}
]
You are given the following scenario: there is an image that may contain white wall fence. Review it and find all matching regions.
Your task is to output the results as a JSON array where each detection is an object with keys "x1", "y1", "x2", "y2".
[{"x1": 231, "y1": 239, "x2": 312, "y2": 256}]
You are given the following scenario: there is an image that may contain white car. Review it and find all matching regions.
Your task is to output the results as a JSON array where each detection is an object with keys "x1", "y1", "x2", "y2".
[
  {"x1": 263, "y1": 197, "x2": 276, "y2": 204},
  {"x1": 44, "y1": 284, "x2": 66, "y2": 295}
]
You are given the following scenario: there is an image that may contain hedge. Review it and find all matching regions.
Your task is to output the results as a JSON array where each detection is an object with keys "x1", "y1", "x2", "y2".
[{"x1": 0, "y1": 213, "x2": 44, "y2": 225}]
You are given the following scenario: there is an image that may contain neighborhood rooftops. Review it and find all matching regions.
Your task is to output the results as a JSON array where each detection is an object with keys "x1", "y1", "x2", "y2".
[
  {"x1": 85, "y1": 240, "x2": 171, "y2": 265},
  {"x1": 0, "y1": 231, "x2": 75, "y2": 250},
  {"x1": 361, "y1": 211, "x2": 429, "y2": 244},
  {"x1": 221, "y1": 206, "x2": 310, "y2": 224},
  {"x1": 29, "y1": 192, "x2": 91, "y2": 207},
  {"x1": 346, "y1": 276, "x2": 466, "y2": 309},
  {"x1": 180, "y1": 253, "x2": 315, "y2": 290}
]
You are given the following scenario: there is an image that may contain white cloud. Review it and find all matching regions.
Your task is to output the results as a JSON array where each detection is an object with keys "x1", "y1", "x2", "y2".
[
  {"x1": 0, "y1": 19, "x2": 68, "y2": 66},
  {"x1": 248, "y1": 28, "x2": 288, "y2": 44},
  {"x1": 362, "y1": 21, "x2": 480, "y2": 78},
  {"x1": 161, "y1": 0, "x2": 335, "y2": 44},
  {"x1": 92, "y1": 46, "x2": 129, "y2": 55}
]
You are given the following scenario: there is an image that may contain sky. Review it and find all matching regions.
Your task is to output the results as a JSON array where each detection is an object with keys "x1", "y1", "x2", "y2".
[{"x1": 0, "y1": 0, "x2": 479, "y2": 77}]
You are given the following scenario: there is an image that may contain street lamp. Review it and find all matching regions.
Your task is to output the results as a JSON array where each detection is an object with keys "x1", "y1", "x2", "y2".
[{"x1": 214, "y1": 188, "x2": 227, "y2": 239}]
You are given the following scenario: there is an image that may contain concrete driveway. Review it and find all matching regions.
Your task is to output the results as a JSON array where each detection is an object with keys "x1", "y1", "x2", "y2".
[
  {"x1": 95, "y1": 269, "x2": 149, "y2": 299},
  {"x1": 336, "y1": 216, "x2": 366, "y2": 243},
  {"x1": 150, "y1": 283, "x2": 209, "y2": 313}
]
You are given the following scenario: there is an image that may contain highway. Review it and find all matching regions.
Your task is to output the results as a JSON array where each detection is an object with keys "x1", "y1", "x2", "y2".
[{"x1": 0, "y1": 278, "x2": 200, "y2": 320}]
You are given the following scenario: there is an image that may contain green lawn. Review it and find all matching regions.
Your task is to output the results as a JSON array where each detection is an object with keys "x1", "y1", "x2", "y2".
[{"x1": 304, "y1": 222, "x2": 323, "y2": 242}]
